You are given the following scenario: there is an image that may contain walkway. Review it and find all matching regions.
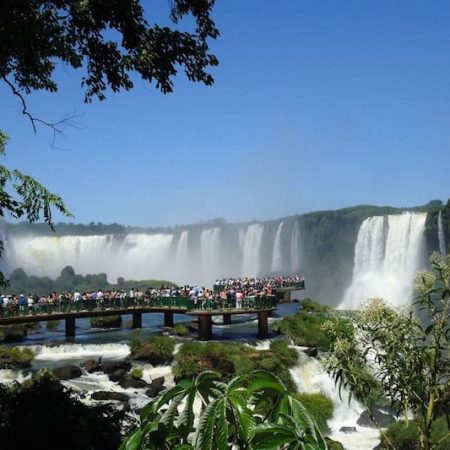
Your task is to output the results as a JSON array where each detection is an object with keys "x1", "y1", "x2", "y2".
[{"x1": 0, "y1": 296, "x2": 277, "y2": 340}]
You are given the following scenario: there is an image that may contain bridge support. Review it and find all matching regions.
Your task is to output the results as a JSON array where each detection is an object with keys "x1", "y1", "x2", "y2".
[
  {"x1": 65, "y1": 317, "x2": 76, "y2": 338},
  {"x1": 198, "y1": 315, "x2": 212, "y2": 340},
  {"x1": 222, "y1": 314, "x2": 231, "y2": 325},
  {"x1": 132, "y1": 312, "x2": 142, "y2": 329},
  {"x1": 258, "y1": 311, "x2": 269, "y2": 339},
  {"x1": 283, "y1": 290, "x2": 291, "y2": 302},
  {"x1": 164, "y1": 312, "x2": 174, "y2": 328}
]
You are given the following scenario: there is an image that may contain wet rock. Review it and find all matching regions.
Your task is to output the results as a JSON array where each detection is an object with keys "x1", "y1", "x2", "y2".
[
  {"x1": 151, "y1": 376, "x2": 165, "y2": 391},
  {"x1": 302, "y1": 347, "x2": 318, "y2": 357},
  {"x1": 109, "y1": 369, "x2": 127, "y2": 382},
  {"x1": 0, "y1": 325, "x2": 27, "y2": 342},
  {"x1": 83, "y1": 358, "x2": 102, "y2": 373},
  {"x1": 52, "y1": 365, "x2": 82, "y2": 380},
  {"x1": 91, "y1": 391, "x2": 129, "y2": 403},
  {"x1": 145, "y1": 376, "x2": 165, "y2": 397},
  {"x1": 118, "y1": 374, "x2": 149, "y2": 389},
  {"x1": 339, "y1": 426, "x2": 357, "y2": 433},
  {"x1": 357, "y1": 409, "x2": 395, "y2": 428},
  {"x1": 101, "y1": 360, "x2": 131, "y2": 374}
]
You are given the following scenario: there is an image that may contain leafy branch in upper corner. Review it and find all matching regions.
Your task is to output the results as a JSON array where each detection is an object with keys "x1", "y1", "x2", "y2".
[
  {"x1": 0, "y1": 132, "x2": 72, "y2": 286},
  {"x1": 323, "y1": 252, "x2": 450, "y2": 450}
]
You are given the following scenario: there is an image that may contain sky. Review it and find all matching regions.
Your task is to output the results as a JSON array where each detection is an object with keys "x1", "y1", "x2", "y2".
[{"x1": 1, "y1": 0, "x2": 450, "y2": 227}]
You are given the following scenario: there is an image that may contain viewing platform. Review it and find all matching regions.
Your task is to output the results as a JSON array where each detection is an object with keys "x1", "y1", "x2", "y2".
[{"x1": 0, "y1": 296, "x2": 277, "y2": 340}]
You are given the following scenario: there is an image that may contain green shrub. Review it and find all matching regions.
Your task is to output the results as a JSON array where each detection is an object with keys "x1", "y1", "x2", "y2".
[
  {"x1": 301, "y1": 298, "x2": 331, "y2": 313},
  {"x1": 0, "y1": 346, "x2": 35, "y2": 368},
  {"x1": 294, "y1": 392, "x2": 334, "y2": 433},
  {"x1": 173, "y1": 323, "x2": 190, "y2": 337},
  {"x1": 130, "y1": 367, "x2": 143, "y2": 379},
  {"x1": 273, "y1": 310, "x2": 332, "y2": 349},
  {"x1": 173, "y1": 339, "x2": 299, "y2": 390},
  {"x1": 325, "y1": 438, "x2": 344, "y2": 450},
  {"x1": 130, "y1": 335, "x2": 175, "y2": 365},
  {"x1": 382, "y1": 417, "x2": 450, "y2": 450},
  {"x1": 46, "y1": 320, "x2": 60, "y2": 330}
]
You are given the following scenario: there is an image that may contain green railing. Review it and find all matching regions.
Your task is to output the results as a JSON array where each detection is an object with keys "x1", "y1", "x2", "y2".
[{"x1": 0, "y1": 295, "x2": 276, "y2": 319}]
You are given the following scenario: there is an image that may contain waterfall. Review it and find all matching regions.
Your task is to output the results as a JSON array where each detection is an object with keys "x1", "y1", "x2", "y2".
[
  {"x1": 8, "y1": 233, "x2": 174, "y2": 283},
  {"x1": 340, "y1": 212, "x2": 426, "y2": 309},
  {"x1": 290, "y1": 221, "x2": 301, "y2": 274},
  {"x1": 241, "y1": 224, "x2": 264, "y2": 277},
  {"x1": 271, "y1": 222, "x2": 284, "y2": 273},
  {"x1": 438, "y1": 211, "x2": 447, "y2": 256},
  {"x1": 200, "y1": 228, "x2": 221, "y2": 282}
]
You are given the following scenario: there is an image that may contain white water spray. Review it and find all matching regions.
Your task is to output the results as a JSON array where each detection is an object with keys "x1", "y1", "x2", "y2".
[{"x1": 271, "y1": 222, "x2": 284, "y2": 273}]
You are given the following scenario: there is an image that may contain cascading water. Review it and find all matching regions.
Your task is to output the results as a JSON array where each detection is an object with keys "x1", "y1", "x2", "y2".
[
  {"x1": 438, "y1": 211, "x2": 447, "y2": 256},
  {"x1": 200, "y1": 228, "x2": 221, "y2": 282},
  {"x1": 271, "y1": 222, "x2": 284, "y2": 273},
  {"x1": 340, "y1": 212, "x2": 426, "y2": 309},
  {"x1": 240, "y1": 224, "x2": 264, "y2": 277},
  {"x1": 290, "y1": 349, "x2": 381, "y2": 450},
  {"x1": 290, "y1": 221, "x2": 301, "y2": 273}
]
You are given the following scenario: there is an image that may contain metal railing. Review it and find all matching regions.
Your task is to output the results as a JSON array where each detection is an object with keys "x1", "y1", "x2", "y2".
[{"x1": 0, "y1": 295, "x2": 277, "y2": 319}]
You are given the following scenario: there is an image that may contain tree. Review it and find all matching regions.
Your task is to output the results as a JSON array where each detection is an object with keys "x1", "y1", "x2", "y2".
[
  {"x1": 120, "y1": 370, "x2": 328, "y2": 450},
  {"x1": 323, "y1": 252, "x2": 450, "y2": 450},
  {"x1": 0, "y1": 1, "x2": 219, "y2": 285}
]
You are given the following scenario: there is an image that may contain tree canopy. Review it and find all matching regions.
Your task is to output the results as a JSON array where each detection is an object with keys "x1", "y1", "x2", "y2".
[
  {"x1": 0, "y1": 1, "x2": 218, "y2": 108},
  {"x1": 0, "y1": 1, "x2": 219, "y2": 285}
]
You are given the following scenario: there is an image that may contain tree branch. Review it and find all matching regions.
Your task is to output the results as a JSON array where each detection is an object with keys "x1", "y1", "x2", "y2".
[{"x1": 2, "y1": 76, "x2": 77, "y2": 147}]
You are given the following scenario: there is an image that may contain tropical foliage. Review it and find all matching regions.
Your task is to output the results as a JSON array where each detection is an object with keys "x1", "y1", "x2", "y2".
[
  {"x1": 323, "y1": 252, "x2": 450, "y2": 450},
  {"x1": 120, "y1": 370, "x2": 328, "y2": 450},
  {"x1": 0, "y1": 370, "x2": 129, "y2": 450}
]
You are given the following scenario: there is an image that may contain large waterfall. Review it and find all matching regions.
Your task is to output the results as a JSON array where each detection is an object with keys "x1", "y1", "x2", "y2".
[
  {"x1": 5, "y1": 221, "x2": 304, "y2": 287},
  {"x1": 438, "y1": 211, "x2": 447, "y2": 256},
  {"x1": 340, "y1": 212, "x2": 427, "y2": 309}
]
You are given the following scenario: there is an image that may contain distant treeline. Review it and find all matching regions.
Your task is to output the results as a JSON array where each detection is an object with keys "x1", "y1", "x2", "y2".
[{"x1": 3, "y1": 266, "x2": 175, "y2": 296}]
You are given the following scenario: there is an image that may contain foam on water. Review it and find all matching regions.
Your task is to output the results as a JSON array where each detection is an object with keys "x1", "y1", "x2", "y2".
[{"x1": 28, "y1": 343, "x2": 130, "y2": 360}]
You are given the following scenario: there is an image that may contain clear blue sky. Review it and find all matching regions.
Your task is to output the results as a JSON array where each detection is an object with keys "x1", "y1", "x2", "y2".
[{"x1": 1, "y1": 0, "x2": 449, "y2": 227}]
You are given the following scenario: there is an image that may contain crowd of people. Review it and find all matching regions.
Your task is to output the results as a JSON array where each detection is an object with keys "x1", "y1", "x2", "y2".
[
  {"x1": 0, "y1": 275, "x2": 304, "y2": 315},
  {"x1": 213, "y1": 275, "x2": 305, "y2": 292}
]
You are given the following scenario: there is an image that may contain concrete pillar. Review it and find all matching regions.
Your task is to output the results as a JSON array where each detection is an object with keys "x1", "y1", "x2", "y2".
[
  {"x1": 132, "y1": 312, "x2": 142, "y2": 329},
  {"x1": 283, "y1": 290, "x2": 291, "y2": 302},
  {"x1": 164, "y1": 311, "x2": 174, "y2": 328},
  {"x1": 198, "y1": 315, "x2": 212, "y2": 340},
  {"x1": 258, "y1": 311, "x2": 269, "y2": 339},
  {"x1": 222, "y1": 314, "x2": 231, "y2": 325},
  {"x1": 65, "y1": 316, "x2": 76, "y2": 338}
]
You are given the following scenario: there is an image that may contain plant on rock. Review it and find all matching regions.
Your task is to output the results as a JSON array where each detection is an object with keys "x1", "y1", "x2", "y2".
[{"x1": 120, "y1": 370, "x2": 328, "y2": 450}]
